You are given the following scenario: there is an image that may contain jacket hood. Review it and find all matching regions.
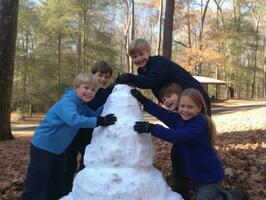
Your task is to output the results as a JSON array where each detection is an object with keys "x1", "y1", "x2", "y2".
[{"x1": 62, "y1": 88, "x2": 83, "y2": 104}]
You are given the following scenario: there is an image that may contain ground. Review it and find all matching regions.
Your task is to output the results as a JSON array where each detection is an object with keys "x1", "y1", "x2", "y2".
[{"x1": 0, "y1": 102, "x2": 265, "y2": 200}]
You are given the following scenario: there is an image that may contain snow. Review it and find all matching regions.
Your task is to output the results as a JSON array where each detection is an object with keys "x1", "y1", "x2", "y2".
[{"x1": 60, "y1": 84, "x2": 183, "y2": 200}]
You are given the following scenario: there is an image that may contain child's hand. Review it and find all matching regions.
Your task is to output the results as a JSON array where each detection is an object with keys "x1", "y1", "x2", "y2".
[
  {"x1": 134, "y1": 121, "x2": 154, "y2": 133},
  {"x1": 130, "y1": 89, "x2": 147, "y2": 104},
  {"x1": 97, "y1": 114, "x2": 117, "y2": 126},
  {"x1": 115, "y1": 73, "x2": 132, "y2": 84}
]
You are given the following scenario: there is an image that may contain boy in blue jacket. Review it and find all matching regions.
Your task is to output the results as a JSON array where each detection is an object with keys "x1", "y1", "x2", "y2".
[
  {"x1": 116, "y1": 38, "x2": 211, "y2": 115},
  {"x1": 21, "y1": 72, "x2": 117, "y2": 200},
  {"x1": 63, "y1": 61, "x2": 114, "y2": 195},
  {"x1": 131, "y1": 88, "x2": 249, "y2": 200}
]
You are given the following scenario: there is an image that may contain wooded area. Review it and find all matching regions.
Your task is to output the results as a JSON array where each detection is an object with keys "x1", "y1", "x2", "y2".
[{"x1": 0, "y1": 0, "x2": 266, "y2": 140}]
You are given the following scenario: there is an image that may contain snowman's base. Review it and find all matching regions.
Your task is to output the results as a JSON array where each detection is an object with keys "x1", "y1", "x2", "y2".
[{"x1": 60, "y1": 166, "x2": 183, "y2": 200}]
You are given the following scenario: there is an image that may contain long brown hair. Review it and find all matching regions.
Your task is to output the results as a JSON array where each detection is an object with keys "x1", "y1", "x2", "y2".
[{"x1": 181, "y1": 88, "x2": 216, "y2": 145}]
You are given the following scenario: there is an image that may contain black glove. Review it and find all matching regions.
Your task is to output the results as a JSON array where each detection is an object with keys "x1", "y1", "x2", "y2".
[
  {"x1": 115, "y1": 73, "x2": 132, "y2": 84},
  {"x1": 130, "y1": 89, "x2": 148, "y2": 104},
  {"x1": 97, "y1": 114, "x2": 117, "y2": 127},
  {"x1": 134, "y1": 121, "x2": 155, "y2": 133}
]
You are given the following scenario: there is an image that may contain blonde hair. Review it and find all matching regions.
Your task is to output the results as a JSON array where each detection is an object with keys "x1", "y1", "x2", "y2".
[
  {"x1": 181, "y1": 88, "x2": 217, "y2": 145},
  {"x1": 128, "y1": 38, "x2": 151, "y2": 56},
  {"x1": 73, "y1": 72, "x2": 99, "y2": 90}
]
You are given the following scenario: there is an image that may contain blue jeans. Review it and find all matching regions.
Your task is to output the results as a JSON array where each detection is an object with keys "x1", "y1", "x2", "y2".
[{"x1": 21, "y1": 145, "x2": 64, "y2": 200}]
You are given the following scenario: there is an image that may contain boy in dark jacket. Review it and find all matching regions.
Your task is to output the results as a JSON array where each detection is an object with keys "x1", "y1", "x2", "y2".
[
  {"x1": 157, "y1": 83, "x2": 192, "y2": 200},
  {"x1": 116, "y1": 38, "x2": 211, "y2": 115},
  {"x1": 63, "y1": 61, "x2": 114, "y2": 195}
]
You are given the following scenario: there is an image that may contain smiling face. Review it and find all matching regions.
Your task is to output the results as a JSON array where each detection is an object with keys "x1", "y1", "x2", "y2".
[
  {"x1": 75, "y1": 84, "x2": 97, "y2": 102},
  {"x1": 131, "y1": 50, "x2": 150, "y2": 69},
  {"x1": 178, "y1": 95, "x2": 201, "y2": 120},
  {"x1": 161, "y1": 93, "x2": 179, "y2": 112},
  {"x1": 93, "y1": 71, "x2": 111, "y2": 89}
]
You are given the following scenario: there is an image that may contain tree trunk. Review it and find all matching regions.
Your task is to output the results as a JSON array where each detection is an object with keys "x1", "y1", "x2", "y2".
[
  {"x1": 186, "y1": 0, "x2": 191, "y2": 48},
  {"x1": 251, "y1": 25, "x2": 259, "y2": 98},
  {"x1": 129, "y1": 0, "x2": 134, "y2": 73},
  {"x1": 162, "y1": 0, "x2": 175, "y2": 59},
  {"x1": 156, "y1": 0, "x2": 163, "y2": 55},
  {"x1": 0, "y1": 0, "x2": 19, "y2": 140},
  {"x1": 196, "y1": 0, "x2": 210, "y2": 75},
  {"x1": 57, "y1": 33, "x2": 62, "y2": 86}
]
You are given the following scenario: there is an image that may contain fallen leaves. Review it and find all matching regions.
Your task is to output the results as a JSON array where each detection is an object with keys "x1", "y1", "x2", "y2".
[{"x1": 0, "y1": 108, "x2": 266, "y2": 199}]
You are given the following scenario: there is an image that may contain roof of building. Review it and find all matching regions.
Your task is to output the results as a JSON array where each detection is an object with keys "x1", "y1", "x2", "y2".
[{"x1": 193, "y1": 75, "x2": 227, "y2": 84}]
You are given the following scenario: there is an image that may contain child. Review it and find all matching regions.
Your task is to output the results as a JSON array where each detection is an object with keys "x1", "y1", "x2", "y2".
[
  {"x1": 131, "y1": 88, "x2": 249, "y2": 200},
  {"x1": 157, "y1": 83, "x2": 192, "y2": 200},
  {"x1": 116, "y1": 38, "x2": 211, "y2": 115},
  {"x1": 158, "y1": 82, "x2": 183, "y2": 112},
  {"x1": 21, "y1": 72, "x2": 117, "y2": 200},
  {"x1": 63, "y1": 61, "x2": 114, "y2": 195}
]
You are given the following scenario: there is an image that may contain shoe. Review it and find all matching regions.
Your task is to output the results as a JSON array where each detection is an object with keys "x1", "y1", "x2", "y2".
[{"x1": 229, "y1": 190, "x2": 250, "y2": 200}]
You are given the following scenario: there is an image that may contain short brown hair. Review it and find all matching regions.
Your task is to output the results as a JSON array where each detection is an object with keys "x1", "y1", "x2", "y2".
[
  {"x1": 128, "y1": 38, "x2": 151, "y2": 56},
  {"x1": 91, "y1": 61, "x2": 113, "y2": 77},
  {"x1": 158, "y1": 83, "x2": 183, "y2": 101}
]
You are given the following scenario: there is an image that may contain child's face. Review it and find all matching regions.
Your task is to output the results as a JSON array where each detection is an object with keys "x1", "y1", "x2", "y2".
[
  {"x1": 131, "y1": 50, "x2": 150, "y2": 68},
  {"x1": 93, "y1": 72, "x2": 111, "y2": 89},
  {"x1": 161, "y1": 93, "x2": 179, "y2": 112},
  {"x1": 178, "y1": 96, "x2": 201, "y2": 120},
  {"x1": 75, "y1": 84, "x2": 97, "y2": 102}
]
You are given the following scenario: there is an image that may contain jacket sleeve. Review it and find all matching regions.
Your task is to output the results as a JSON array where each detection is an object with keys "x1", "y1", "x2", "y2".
[
  {"x1": 152, "y1": 120, "x2": 207, "y2": 144},
  {"x1": 127, "y1": 59, "x2": 169, "y2": 89},
  {"x1": 87, "y1": 87, "x2": 113, "y2": 110},
  {"x1": 56, "y1": 100, "x2": 98, "y2": 128},
  {"x1": 84, "y1": 105, "x2": 103, "y2": 117},
  {"x1": 143, "y1": 99, "x2": 180, "y2": 128}
]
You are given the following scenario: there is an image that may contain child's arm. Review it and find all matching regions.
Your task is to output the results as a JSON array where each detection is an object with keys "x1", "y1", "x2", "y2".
[
  {"x1": 117, "y1": 59, "x2": 168, "y2": 88},
  {"x1": 134, "y1": 119, "x2": 207, "y2": 144},
  {"x1": 83, "y1": 105, "x2": 103, "y2": 117},
  {"x1": 58, "y1": 100, "x2": 115, "y2": 128},
  {"x1": 152, "y1": 122, "x2": 206, "y2": 144},
  {"x1": 143, "y1": 100, "x2": 180, "y2": 128},
  {"x1": 87, "y1": 85, "x2": 114, "y2": 110},
  {"x1": 58, "y1": 100, "x2": 98, "y2": 128},
  {"x1": 131, "y1": 89, "x2": 179, "y2": 127}
]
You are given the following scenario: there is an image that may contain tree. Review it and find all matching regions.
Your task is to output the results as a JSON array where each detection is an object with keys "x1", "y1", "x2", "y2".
[
  {"x1": 156, "y1": 0, "x2": 163, "y2": 55},
  {"x1": 0, "y1": 0, "x2": 19, "y2": 140},
  {"x1": 162, "y1": 0, "x2": 175, "y2": 59}
]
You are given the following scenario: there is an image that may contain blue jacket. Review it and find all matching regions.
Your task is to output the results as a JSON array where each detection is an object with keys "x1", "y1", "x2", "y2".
[
  {"x1": 32, "y1": 89, "x2": 102, "y2": 155},
  {"x1": 143, "y1": 99, "x2": 224, "y2": 184},
  {"x1": 125, "y1": 56, "x2": 211, "y2": 115}
]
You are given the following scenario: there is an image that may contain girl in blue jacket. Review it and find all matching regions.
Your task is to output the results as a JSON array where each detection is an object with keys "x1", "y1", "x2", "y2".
[
  {"x1": 131, "y1": 88, "x2": 248, "y2": 200},
  {"x1": 21, "y1": 72, "x2": 117, "y2": 200}
]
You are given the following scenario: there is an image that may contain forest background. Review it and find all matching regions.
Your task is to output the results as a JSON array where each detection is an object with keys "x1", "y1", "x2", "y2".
[
  {"x1": 11, "y1": 0, "x2": 266, "y2": 114},
  {"x1": 0, "y1": 0, "x2": 266, "y2": 140},
  {"x1": 0, "y1": 1, "x2": 265, "y2": 199}
]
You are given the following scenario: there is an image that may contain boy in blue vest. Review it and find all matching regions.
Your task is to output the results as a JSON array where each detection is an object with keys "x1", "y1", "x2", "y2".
[
  {"x1": 116, "y1": 38, "x2": 211, "y2": 116},
  {"x1": 21, "y1": 72, "x2": 117, "y2": 200},
  {"x1": 63, "y1": 61, "x2": 114, "y2": 195}
]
